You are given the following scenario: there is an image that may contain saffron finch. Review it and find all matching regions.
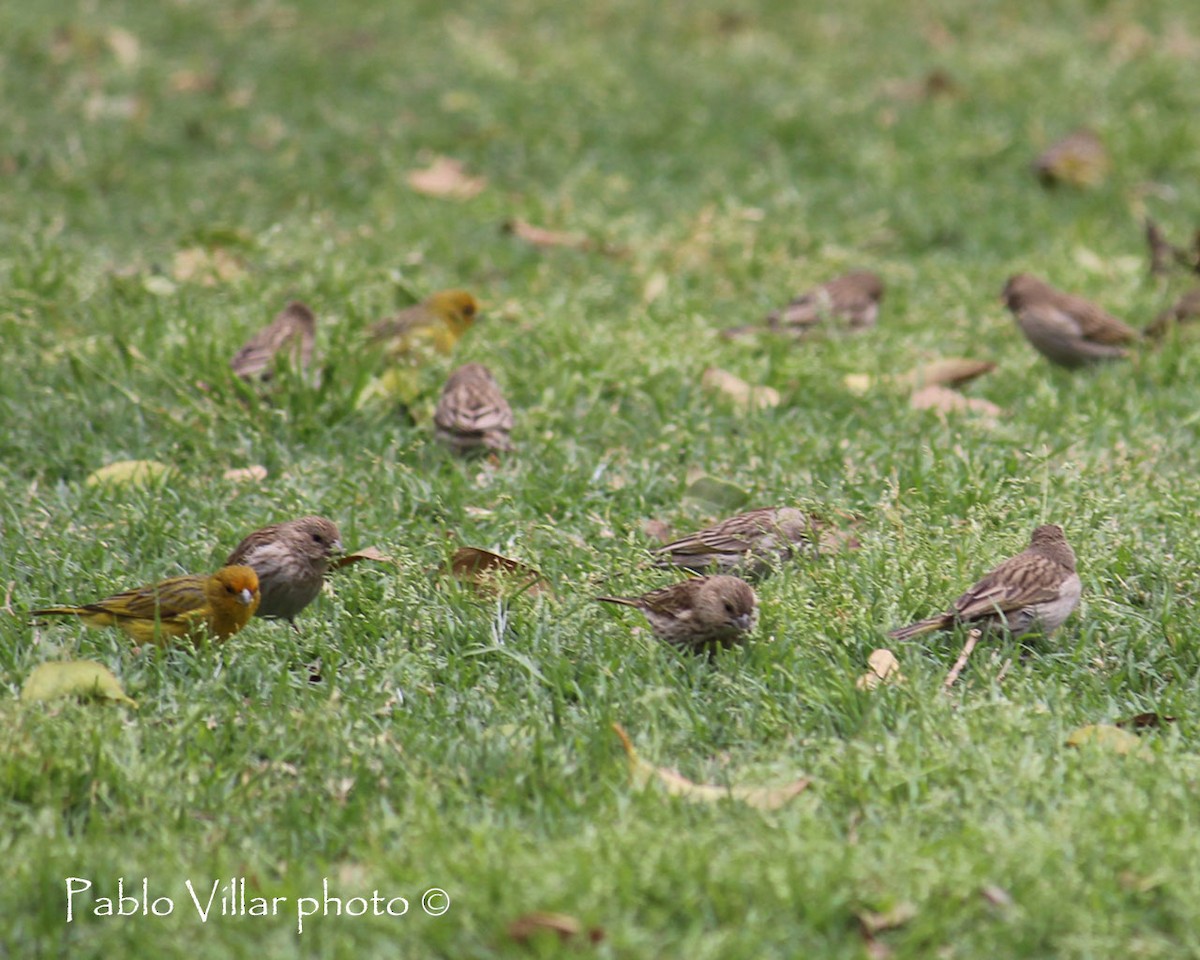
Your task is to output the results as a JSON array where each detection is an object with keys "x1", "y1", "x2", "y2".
[{"x1": 33, "y1": 565, "x2": 261, "y2": 644}]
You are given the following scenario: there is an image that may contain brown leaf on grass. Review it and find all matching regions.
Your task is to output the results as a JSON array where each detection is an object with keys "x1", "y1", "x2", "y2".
[
  {"x1": 701, "y1": 367, "x2": 781, "y2": 411},
  {"x1": 446, "y1": 547, "x2": 553, "y2": 598},
  {"x1": 1115, "y1": 712, "x2": 1176, "y2": 730},
  {"x1": 910, "y1": 384, "x2": 1002, "y2": 420},
  {"x1": 1034, "y1": 128, "x2": 1109, "y2": 188},
  {"x1": 222, "y1": 465, "x2": 268, "y2": 484},
  {"x1": 895, "y1": 358, "x2": 996, "y2": 390},
  {"x1": 406, "y1": 156, "x2": 486, "y2": 200},
  {"x1": 507, "y1": 912, "x2": 605, "y2": 946},
  {"x1": 503, "y1": 218, "x2": 591, "y2": 251},
  {"x1": 1065, "y1": 724, "x2": 1141, "y2": 754},
  {"x1": 169, "y1": 69, "x2": 218, "y2": 94},
  {"x1": 612, "y1": 723, "x2": 810, "y2": 810},
  {"x1": 855, "y1": 648, "x2": 904, "y2": 691},
  {"x1": 331, "y1": 546, "x2": 398, "y2": 570},
  {"x1": 230, "y1": 301, "x2": 316, "y2": 380},
  {"x1": 642, "y1": 518, "x2": 674, "y2": 545},
  {"x1": 21, "y1": 660, "x2": 137, "y2": 708}
]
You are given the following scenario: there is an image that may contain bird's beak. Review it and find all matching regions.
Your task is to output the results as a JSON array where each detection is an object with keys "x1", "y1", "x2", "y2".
[
  {"x1": 332, "y1": 539, "x2": 345, "y2": 556},
  {"x1": 733, "y1": 613, "x2": 754, "y2": 631},
  {"x1": 238, "y1": 589, "x2": 255, "y2": 606}
]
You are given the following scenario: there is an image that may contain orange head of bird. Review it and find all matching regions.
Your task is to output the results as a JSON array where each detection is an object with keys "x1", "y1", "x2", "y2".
[
  {"x1": 213, "y1": 565, "x2": 261, "y2": 608},
  {"x1": 425, "y1": 289, "x2": 480, "y2": 337}
]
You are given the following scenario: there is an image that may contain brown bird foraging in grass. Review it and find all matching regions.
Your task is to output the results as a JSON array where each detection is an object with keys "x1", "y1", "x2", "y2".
[
  {"x1": 1002, "y1": 274, "x2": 1138, "y2": 368},
  {"x1": 33, "y1": 566, "x2": 261, "y2": 644},
  {"x1": 653, "y1": 506, "x2": 827, "y2": 576},
  {"x1": 225, "y1": 515, "x2": 343, "y2": 622},
  {"x1": 597, "y1": 575, "x2": 758, "y2": 653},
  {"x1": 433, "y1": 362, "x2": 515, "y2": 453},
  {"x1": 230, "y1": 300, "x2": 316, "y2": 380},
  {"x1": 888, "y1": 524, "x2": 1080, "y2": 642},
  {"x1": 722, "y1": 271, "x2": 883, "y2": 340}
]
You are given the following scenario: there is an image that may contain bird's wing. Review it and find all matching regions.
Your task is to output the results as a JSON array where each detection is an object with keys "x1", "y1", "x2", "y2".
[
  {"x1": 367, "y1": 304, "x2": 431, "y2": 342},
  {"x1": 953, "y1": 555, "x2": 1064, "y2": 620},
  {"x1": 93, "y1": 575, "x2": 207, "y2": 622},
  {"x1": 231, "y1": 305, "x2": 314, "y2": 378},
  {"x1": 435, "y1": 383, "x2": 513, "y2": 433},
  {"x1": 1063, "y1": 295, "x2": 1138, "y2": 343},
  {"x1": 658, "y1": 509, "x2": 776, "y2": 557}
]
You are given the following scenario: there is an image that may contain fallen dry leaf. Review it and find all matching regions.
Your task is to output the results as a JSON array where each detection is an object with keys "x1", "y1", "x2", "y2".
[
  {"x1": 856, "y1": 648, "x2": 904, "y2": 690},
  {"x1": 21, "y1": 660, "x2": 137, "y2": 708},
  {"x1": 331, "y1": 546, "x2": 398, "y2": 570},
  {"x1": 980, "y1": 885, "x2": 1014, "y2": 908},
  {"x1": 895, "y1": 358, "x2": 996, "y2": 390},
  {"x1": 1034, "y1": 128, "x2": 1109, "y2": 188},
  {"x1": 86, "y1": 459, "x2": 171, "y2": 489},
  {"x1": 612, "y1": 723, "x2": 810, "y2": 810},
  {"x1": 701, "y1": 367, "x2": 780, "y2": 411},
  {"x1": 1066, "y1": 724, "x2": 1141, "y2": 754},
  {"x1": 503, "y1": 218, "x2": 591, "y2": 251},
  {"x1": 507, "y1": 912, "x2": 605, "y2": 946},
  {"x1": 857, "y1": 902, "x2": 918, "y2": 936},
  {"x1": 843, "y1": 373, "x2": 873, "y2": 395},
  {"x1": 1115, "y1": 712, "x2": 1176, "y2": 730},
  {"x1": 910, "y1": 384, "x2": 1002, "y2": 420},
  {"x1": 406, "y1": 156, "x2": 486, "y2": 200},
  {"x1": 106, "y1": 27, "x2": 141, "y2": 68},
  {"x1": 642, "y1": 518, "x2": 674, "y2": 545},
  {"x1": 222, "y1": 465, "x2": 268, "y2": 484},
  {"x1": 445, "y1": 546, "x2": 552, "y2": 598},
  {"x1": 172, "y1": 245, "x2": 246, "y2": 285}
]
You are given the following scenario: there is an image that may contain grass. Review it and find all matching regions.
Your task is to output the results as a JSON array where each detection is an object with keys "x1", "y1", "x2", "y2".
[{"x1": 3, "y1": 0, "x2": 1200, "y2": 956}]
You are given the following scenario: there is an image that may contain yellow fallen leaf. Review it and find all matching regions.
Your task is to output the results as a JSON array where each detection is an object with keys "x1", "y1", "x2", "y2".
[
  {"x1": 701, "y1": 367, "x2": 780, "y2": 411},
  {"x1": 406, "y1": 156, "x2": 486, "y2": 200},
  {"x1": 857, "y1": 902, "x2": 918, "y2": 936},
  {"x1": 21, "y1": 660, "x2": 137, "y2": 708},
  {"x1": 445, "y1": 547, "x2": 553, "y2": 598},
  {"x1": 86, "y1": 459, "x2": 171, "y2": 489},
  {"x1": 642, "y1": 271, "x2": 668, "y2": 305},
  {"x1": 330, "y1": 546, "x2": 398, "y2": 570},
  {"x1": 1066, "y1": 724, "x2": 1141, "y2": 754},
  {"x1": 172, "y1": 246, "x2": 246, "y2": 285},
  {"x1": 844, "y1": 373, "x2": 873, "y2": 395},
  {"x1": 612, "y1": 724, "x2": 810, "y2": 810},
  {"x1": 856, "y1": 648, "x2": 905, "y2": 690}
]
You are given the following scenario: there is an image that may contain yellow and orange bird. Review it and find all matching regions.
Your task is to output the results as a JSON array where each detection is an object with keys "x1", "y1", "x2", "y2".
[
  {"x1": 32, "y1": 566, "x2": 261, "y2": 644},
  {"x1": 366, "y1": 289, "x2": 480, "y2": 356}
]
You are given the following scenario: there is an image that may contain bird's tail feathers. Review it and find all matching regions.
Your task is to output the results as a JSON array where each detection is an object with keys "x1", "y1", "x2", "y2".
[{"x1": 887, "y1": 614, "x2": 949, "y2": 642}]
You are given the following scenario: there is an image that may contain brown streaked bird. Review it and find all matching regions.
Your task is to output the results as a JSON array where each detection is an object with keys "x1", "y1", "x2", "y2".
[
  {"x1": 596, "y1": 575, "x2": 758, "y2": 653},
  {"x1": 32, "y1": 566, "x2": 261, "y2": 645},
  {"x1": 433, "y1": 363, "x2": 514, "y2": 453},
  {"x1": 653, "y1": 506, "x2": 826, "y2": 576},
  {"x1": 231, "y1": 301, "x2": 317, "y2": 380},
  {"x1": 888, "y1": 524, "x2": 1080, "y2": 642},
  {"x1": 367, "y1": 289, "x2": 480, "y2": 356},
  {"x1": 1145, "y1": 287, "x2": 1200, "y2": 340},
  {"x1": 1002, "y1": 273, "x2": 1138, "y2": 368},
  {"x1": 722, "y1": 271, "x2": 883, "y2": 340},
  {"x1": 1033, "y1": 128, "x2": 1108, "y2": 188},
  {"x1": 224, "y1": 516, "x2": 343, "y2": 622}
]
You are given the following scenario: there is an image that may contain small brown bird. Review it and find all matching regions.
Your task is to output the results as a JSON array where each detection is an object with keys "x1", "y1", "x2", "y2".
[
  {"x1": 433, "y1": 363, "x2": 514, "y2": 453},
  {"x1": 367, "y1": 289, "x2": 480, "y2": 356},
  {"x1": 597, "y1": 575, "x2": 758, "y2": 653},
  {"x1": 1002, "y1": 274, "x2": 1138, "y2": 367},
  {"x1": 889, "y1": 524, "x2": 1081, "y2": 642},
  {"x1": 1033, "y1": 128, "x2": 1109, "y2": 187},
  {"x1": 33, "y1": 566, "x2": 261, "y2": 644},
  {"x1": 1145, "y1": 287, "x2": 1200, "y2": 339},
  {"x1": 231, "y1": 301, "x2": 317, "y2": 380},
  {"x1": 653, "y1": 507, "x2": 824, "y2": 576},
  {"x1": 723, "y1": 271, "x2": 883, "y2": 340},
  {"x1": 224, "y1": 516, "x2": 343, "y2": 622}
]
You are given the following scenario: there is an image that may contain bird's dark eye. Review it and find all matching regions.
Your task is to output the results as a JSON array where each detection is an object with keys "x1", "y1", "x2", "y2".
[
  {"x1": 312, "y1": 533, "x2": 324, "y2": 544},
  {"x1": 226, "y1": 585, "x2": 236, "y2": 594},
  {"x1": 462, "y1": 303, "x2": 476, "y2": 317},
  {"x1": 724, "y1": 601, "x2": 735, "y2": 614}
]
